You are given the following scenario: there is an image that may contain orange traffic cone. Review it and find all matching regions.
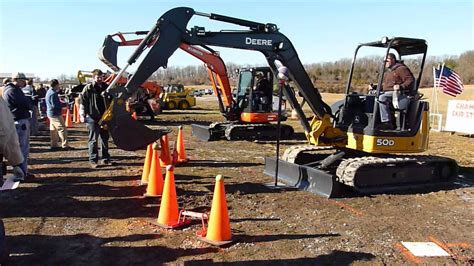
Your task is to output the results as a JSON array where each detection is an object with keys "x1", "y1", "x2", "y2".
[
  {"x1": 160, "y1": 134, "x2": 172, "y2": 166},
  {"x1": 72, "y1": 101, "x2": 78, "y2": 123},
  {"x1": 65, "y1": 107, "x2": 73, "y2": 128},
  {"x1": 156, "y1": 166, "x2": 190, "y2": 228},
  {"x1": 200, "y1": 175, "x2": 232, "y2": 246},
  {"x1": 74, "y1": 97, "x2": 81, "y2": 123},
  {"x1": 144, "y1": 149, "x2": 163, "y2": 197},
  {"x1": 132, "y1": 112, "x2": 137, "y2": 120},
  {"x1": 175, "y1": 126, "x2": 188, "y2": 164},
  {"x1": 140, "y1": 144, "x2": 153, "y2": 185}
]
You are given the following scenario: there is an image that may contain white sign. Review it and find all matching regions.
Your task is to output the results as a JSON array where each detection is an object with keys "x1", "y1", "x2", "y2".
[{"x1": 444, "y1": 100, "x2": 474, "y2": 134}]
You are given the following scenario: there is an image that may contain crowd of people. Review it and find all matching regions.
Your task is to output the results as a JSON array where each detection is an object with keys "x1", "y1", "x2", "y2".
[{"x1": 0, "y1": 69, "x2": 112, "y2": 184}]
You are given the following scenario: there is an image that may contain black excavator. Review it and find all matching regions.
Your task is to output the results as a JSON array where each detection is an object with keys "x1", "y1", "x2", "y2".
[{"x1": 101, "y1": 7, "x2": 458, "y2": 197}]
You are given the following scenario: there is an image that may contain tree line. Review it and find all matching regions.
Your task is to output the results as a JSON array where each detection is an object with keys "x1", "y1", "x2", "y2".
[{"x1": 56, "y1": 51, "x2": 473, "y2": 93}]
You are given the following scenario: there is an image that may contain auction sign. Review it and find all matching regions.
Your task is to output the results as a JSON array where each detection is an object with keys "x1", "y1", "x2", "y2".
[{"x1": 444, "y1": 100, "x2": 474, "y2": 134}]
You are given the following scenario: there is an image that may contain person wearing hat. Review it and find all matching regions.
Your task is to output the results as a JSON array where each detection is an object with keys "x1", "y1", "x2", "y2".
[
  {"x1": 80, "y1": 69, "x2": 112, "y2": 169},
  {"x1": 2, "y1": 72, "x2": 35, "y2": 179}
]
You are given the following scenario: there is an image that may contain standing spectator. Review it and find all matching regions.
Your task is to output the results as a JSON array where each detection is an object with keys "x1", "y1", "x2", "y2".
[
  {"x1": 2, "y1": 72, "x2": 34, "y2": 179},
  {"x1": 35, "y1": 83, "x2": 47, "y2": 118},
  {"x1": 23, "y1": 79, "x2": 39, "y2": 135},
  {"x1": 80, "y1": 69, "x2": 112, "y2": 168},
  {"x1": 0, "y1": 78, "x2": 11, "y2": 97},
  {"x1": 0, "y1": 95, "x2": 24, "y2": 266},
  {"x1": 0, "y1": 96, "x2": 25, "y2": 182},
  {"x1": 46, "y1": 79, "x2": 73, "y2": 151}
]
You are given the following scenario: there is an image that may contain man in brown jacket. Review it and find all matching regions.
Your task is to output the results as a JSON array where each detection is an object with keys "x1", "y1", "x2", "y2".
[{"x1": 377, "y1": 53, "x2": 415, "y2": 130}]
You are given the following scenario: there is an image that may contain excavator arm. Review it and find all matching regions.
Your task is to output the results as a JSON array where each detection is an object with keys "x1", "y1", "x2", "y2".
[
  {"x1": 102, "y1": 7, "x2": 342, "y2": 150},
  {"x1": 100, "y1": 31, "x2": 238, "y2": 120},
  {"x1": 125, "y1": 7, "x2": 333, "y2": 130}
]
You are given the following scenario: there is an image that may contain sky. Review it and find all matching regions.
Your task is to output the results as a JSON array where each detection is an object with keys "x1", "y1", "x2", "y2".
[{"x1": 0, "y1": 0, "x2": 473, "y2": 79}]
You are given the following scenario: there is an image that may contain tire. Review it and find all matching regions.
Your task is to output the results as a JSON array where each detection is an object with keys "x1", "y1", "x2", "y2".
[
  {"x1": 178, "y1": 100, "x2": 190, "y2": 110},
  {"x1": 166, "y1": 101, "x2": 177, "y2": 110}
]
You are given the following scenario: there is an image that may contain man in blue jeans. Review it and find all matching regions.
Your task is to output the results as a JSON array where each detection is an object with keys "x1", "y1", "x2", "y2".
[
  {"x1": 80, "y1": 69, "x2": 112, "y2": 168},
  {"x1": 2, "y1": 72, "x2": 34, "y2": 179}
]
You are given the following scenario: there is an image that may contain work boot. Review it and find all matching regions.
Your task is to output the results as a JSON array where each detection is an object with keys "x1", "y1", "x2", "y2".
[{"x1": 101, "y1": 159, "x2": 113, "y2": 166}]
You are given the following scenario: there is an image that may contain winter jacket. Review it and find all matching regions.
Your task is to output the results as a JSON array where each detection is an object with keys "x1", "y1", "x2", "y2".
[
  {"x1": 382, "y1": 63, "x2": 415, "y2": 93},
  {"x1": 0, "y1": 97, "x2": 24, "y2": 166},
  {"x1": 2, "y1": 83, "x2": 33, "y2": 121},
  {"x1": 80, "y1": 82, "x2": 108, "y2": 122},
  {"x1": 46, "y1": 88, "x2": 65, "y2": 117}
]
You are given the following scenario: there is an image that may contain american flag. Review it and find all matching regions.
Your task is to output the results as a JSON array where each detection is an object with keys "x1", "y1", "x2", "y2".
[{"x1": 434, "y1": 65, "x2": 464, "y2": 97}]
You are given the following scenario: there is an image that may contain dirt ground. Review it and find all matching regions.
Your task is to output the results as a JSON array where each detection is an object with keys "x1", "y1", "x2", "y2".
[{"x1": 1, "y1": 95, "x2": 473, "y2": 265}]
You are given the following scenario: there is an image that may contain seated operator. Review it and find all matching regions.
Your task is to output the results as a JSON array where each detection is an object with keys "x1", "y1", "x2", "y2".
[
  {"x1": 253, "y1": 72, "x2": 271, "y2": 110},
  {"x1": 377, "y1": 53, "x2": 415, "y2": 130}
]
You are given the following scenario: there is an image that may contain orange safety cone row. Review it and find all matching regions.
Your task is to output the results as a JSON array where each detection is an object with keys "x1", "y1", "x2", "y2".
[
  {"x1": 65, "y1": 107, "x2": 73, "y2": 128},
  {"x1": 199, "y1": 175, "x2": 233, "y2": 246},
  {"x1": 144, "y1": 149, "x2": 163, "y2": 197},
  {"x1": 175, "y1": 126, "x2": 188, "y2": 164},
  {"x1": 140, "y1": 144, "x2": 153, "y2": 185},
  {"x1": 156, "y1": 166, "x2": 190, "y2": 229},
  {"x1": 160, "y1": 134, "x2": 172, "y2": 166}
]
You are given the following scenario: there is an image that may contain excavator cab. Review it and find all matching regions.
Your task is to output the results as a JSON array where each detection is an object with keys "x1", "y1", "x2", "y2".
[
  {"x1": 337, "y1": 37, "x2": 428, "y2": 136},
  {"x1": 235, "y1": 67, "x2": 278, "y2": 122}
]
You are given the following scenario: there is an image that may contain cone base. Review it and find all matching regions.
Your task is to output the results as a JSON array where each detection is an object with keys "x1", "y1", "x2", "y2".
[
  {"x1": 198, "y1": 236, "x2": 233, "y2": 247},
  {"x1": 143, "y1": 193, "x2": 162, "y2": 198},
  {"x1": 150, "y1": 219, "x2": 191, "y2": 229}
]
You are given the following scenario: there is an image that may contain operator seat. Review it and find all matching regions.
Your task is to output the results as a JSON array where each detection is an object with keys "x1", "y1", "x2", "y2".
[{"x1": 392, "y1": 78, "x2": 418, "y2": 130}]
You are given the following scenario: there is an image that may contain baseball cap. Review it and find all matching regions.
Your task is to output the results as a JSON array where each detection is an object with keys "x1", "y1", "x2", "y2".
[{"x1": 12, "y1": 72, "x2": 27, "y2": 80}]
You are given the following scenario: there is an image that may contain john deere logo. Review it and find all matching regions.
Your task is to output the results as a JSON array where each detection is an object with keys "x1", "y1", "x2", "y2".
[{"x1": 245, "y1": 37, "x2": 272, "y2": 46}]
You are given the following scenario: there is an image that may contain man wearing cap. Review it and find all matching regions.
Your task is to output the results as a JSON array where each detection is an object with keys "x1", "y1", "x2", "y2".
[
  {"x1": 80, "y1": 69, "x2": 112, "y2": 168},
  {"x1": 2, "y1": 72, "x2": 34, "y2": 179}
]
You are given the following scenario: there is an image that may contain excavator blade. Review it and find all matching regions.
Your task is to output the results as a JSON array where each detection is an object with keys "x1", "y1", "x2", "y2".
[
  {"x1": 103, "y1": 99, "x2": 171, "y2": 151},
  {"x1": 191, "y1": 124, "x2": 222, "y2": 141},
  {"x1": 264, "y1": 157, "x2": 342, "y2": 198}
]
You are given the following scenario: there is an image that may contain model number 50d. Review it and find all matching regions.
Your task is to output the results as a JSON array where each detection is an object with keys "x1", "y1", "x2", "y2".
[{"x1": 376, "y1": 139, "x2": 395, "y2": 146}]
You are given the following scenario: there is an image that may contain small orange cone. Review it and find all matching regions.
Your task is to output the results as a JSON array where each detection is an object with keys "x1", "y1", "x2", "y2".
[
  {"x1": 140, "y1": 144, "x2": 153, "y2": 185},
  {"x1": 175, "y1": 126, "x2": 188, "y2": 164},
  {"x1": 65, "y1": 107, "x2": 73, "y2": 128},
  {"x1": 132, "y1": 112, "x2": 137, "y2": 120},
  {"x1": 160, "y1": 134, "x2": 172, "y2": 166},
  {"x1": 144, "y1": 149, "x2": 163, "y2": 197},
  {"x1": 200, "y1": 175, "x2": 232, "y2": 246},
  {"x1": 156, "y1": 166, "x2": 190, "y2": 228}
]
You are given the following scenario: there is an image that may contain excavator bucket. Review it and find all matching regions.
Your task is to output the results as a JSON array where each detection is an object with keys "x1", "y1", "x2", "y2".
[
  {"x1": 102, "y1": 99, "x2": 170, "y2": 151},
  {"x1": 264, "y1": 157, "x2": 342, "y2": 198}
]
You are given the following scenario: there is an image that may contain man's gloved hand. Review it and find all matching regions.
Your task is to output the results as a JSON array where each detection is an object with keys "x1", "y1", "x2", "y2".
[{"x1": 13, "y1": 166, "x2": 25, "y2": 180}]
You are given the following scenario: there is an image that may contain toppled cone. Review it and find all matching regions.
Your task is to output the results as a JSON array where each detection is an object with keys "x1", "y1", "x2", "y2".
[
  {"x1": 199, "y1": 175, "x2": 233, "y2": 246},
  {"x1": 156, "y1": 166, "x2": 190, "y2": 229}
]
